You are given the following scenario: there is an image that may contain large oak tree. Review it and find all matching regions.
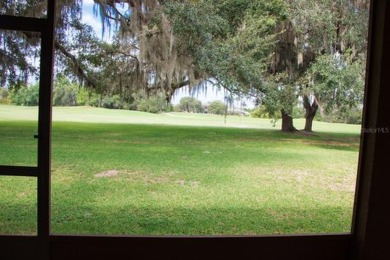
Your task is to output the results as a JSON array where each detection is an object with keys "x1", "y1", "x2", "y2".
[{"x1": 1, "y1": 0, "x2": 368, "y2": 132}]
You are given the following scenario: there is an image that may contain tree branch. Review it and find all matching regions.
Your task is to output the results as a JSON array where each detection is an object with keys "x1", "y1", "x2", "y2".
[{"x1": 54, "y1": 41, "x2": 98, "y2": 89}]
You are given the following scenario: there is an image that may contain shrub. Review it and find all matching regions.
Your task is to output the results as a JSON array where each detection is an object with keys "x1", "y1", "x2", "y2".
[
  {"x1": 53, "y1": 84, "x2": 78, "y2": 106},
  {"x1": 173, "y1": 104, "x2": 181, "y2": 112},
  {"x1": 89, "y1": 93, "x2": 102, "y2": 107},
  {"x1": 207, "y1": 100, "x2": 227, "y2": 115},
  {"x1": 76, "y1": 87, "x2": 90, "y2": 106},
  {"x1": 343, "y1": 108, "x2": 363, "y2": 124},
  {"x1": 53, "y1": 75, "x2": 86, "y2": 106},
  {"x1": 292, "y1": 106, "x2": 305, "y2": 118},
  {"x1": 0, "y1": 87, "x2": 11, "y2": 104},
  {"x1": 251, "y1": 106, "x2": 269, "y2": 118},
  {"x1": 11, "y1": 83, "x2": 39, "y2": 106},
  {"x1": 137, "y1": 96, "x2": 168, "y2": 113},
  {"x1": 175, "y1": 97, "x2": 204, "y2": 113},
  {"x1": 128, "y1": 99, "x2": 139, "y2": 110},
  {"x1": 316, "y1": 107, "x2": 363, "y2": 124},
  {"x1": 101, "y1": 95, "x2": 122, "y2": 109}
]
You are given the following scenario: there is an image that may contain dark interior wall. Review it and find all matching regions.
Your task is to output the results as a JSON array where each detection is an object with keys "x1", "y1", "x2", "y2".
[{"x1": 351, "y1": 1, "x2": 390, "y2": 259}]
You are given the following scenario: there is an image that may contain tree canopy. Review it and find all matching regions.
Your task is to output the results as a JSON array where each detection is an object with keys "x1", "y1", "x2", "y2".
[{"x1": 1, "y1": 0, "x2": 369, "y2": 131}]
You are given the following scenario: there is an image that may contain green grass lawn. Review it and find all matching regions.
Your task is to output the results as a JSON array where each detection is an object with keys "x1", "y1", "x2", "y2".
[{"x1": 0, "y1": 105, "x2": 361, "y2": 235}]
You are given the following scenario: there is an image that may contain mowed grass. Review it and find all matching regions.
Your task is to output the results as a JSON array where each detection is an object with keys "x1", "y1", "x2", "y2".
[{"x1": 0, "y1": 105, "x2": 361, "y2": 235}]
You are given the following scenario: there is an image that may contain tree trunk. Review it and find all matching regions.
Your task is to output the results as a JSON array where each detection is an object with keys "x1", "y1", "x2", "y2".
[
  {"x1": 281, "y1": 109, "x2": 297, "y2": 132},
  {"x1": 303, "y1": 95, "x2": 319, "y2": 132}
]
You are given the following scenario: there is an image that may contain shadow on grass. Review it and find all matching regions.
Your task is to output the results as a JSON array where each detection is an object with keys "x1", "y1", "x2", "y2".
[
  {"x1": 0, "y1": 202, "x2": 37, "y2": 235},
  {"x1": 275, "y1": 131, "x2": 360, "y2": 152},
  {"x1": 0, "y1": 199, "x2": 353, "y2": 236},
  {"x1": 50, "y1": 203, "x2": 352, "y2": 236}
]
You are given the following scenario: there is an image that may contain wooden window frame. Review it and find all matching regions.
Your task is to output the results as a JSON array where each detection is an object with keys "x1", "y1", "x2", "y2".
[{"x1": 0, "y1": 1, "x2": 389, "y2": 259}]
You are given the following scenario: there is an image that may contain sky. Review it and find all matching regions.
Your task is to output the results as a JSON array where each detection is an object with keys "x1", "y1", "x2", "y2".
[
  {"x1": 80, "y1": 0, "x2": 255, "y2": 108},
  {"x1": 81, "y1": 0, "x2": 113, "y2": 42}
]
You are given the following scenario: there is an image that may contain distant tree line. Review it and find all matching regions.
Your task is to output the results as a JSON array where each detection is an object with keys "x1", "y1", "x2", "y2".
[
  {"x1": 1, "y1": 77, "x2": 361, "y2": 123},
  {"x1": 1, "y1": 77, "x2": 234, "y2": 116},
  {"x1": 251, "y1": 104, "x2": 362, "y2": 124}
]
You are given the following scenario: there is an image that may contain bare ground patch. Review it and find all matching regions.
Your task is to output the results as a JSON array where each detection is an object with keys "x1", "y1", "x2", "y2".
[
  {"x1": 176, "y1": 179, "x2": 200, "y2": 187},
  {"x1": 95, "y1": 170, "x2": 119, "y2": 178},
  {"x1": 325, "y1": 177, "x2": 356, "y2": 192},
  {"x1": 102, "y1": 169, "x2": 176, "y2": 185}
]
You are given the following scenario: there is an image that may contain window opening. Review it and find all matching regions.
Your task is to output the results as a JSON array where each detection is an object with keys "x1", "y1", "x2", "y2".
[
  {"x1": 0, "y1": 0, "x2": 370, "y2": 237},
  {"x1": 49, "y1": 0, "x2": 370, "y2": 236},
  {"x1": 0, "y1": 29, "x2": 41, "y2": 167}
]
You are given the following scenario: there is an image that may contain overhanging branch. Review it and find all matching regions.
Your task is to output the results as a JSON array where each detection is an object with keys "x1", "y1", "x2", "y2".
[{"x1": 54, "y1": 41, "x2": 98, "y2": 89}]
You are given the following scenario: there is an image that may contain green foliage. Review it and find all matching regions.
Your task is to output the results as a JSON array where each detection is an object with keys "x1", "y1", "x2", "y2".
[
  {"x1": 8, "y1": 75, "x2": 96, "y2": 107},
  {"x1": 164, "y1": 0, "x2": 285, "y2": 95},
  {"x1": 292, "y1": 106, "x2": 305, "y2": 119},
  {"x1": 342, "y1": 108, "x2": 363, "y2": 125},
  {"x1": 213, "y1": 0, "x2": 287, "y2": 34},
  {"x1": 88, "y1": 92, "x2": 128, "y2": 109},
  {"x1": 207, "y1": 100, "x2": 227, "y2": 115},
  {"x1": 10, "y1": 83, "x2": 39, "y2": 106},
  {"x1": 261, "y1": 73, "x2": 298, "y2": 119},
  {"x1": 251, "y1": 106, "x2": 270, "y2": 118},
  {"x1": 53, "y1": 75, "x2": 97, "y2": 107},
  {"x1": 101, "y1": 95, "x2": 122, "y2": 109},
  {"x1": 0, "y1": 88, "x2": 11, "y2": 104},
  {"x1": 76, "y1": 87, "x2": 90, "y2": 106},
  {"x1": 0, "y1": 30, "x2": 40, "y2": 88},
  {"x1": 165, "y1": 1, "x2": 229, "y2": 47},
  {"x1": 89, "y1": 93, "x2": 102, "y2": 108},
  {"x1": 307, "y1": 53, "x2": 365, "y2": 113},
  {"x1": 53, "y1": 76, "x2": 78, "y2": 106},
  {"x1": 317, "y1": 107, "x2": 363, "y2": 125},
  {"x1": 1, "y1": 1, "x2": 83, "y2": 87},
  {"x1": 53, "y1": 75, "x2": 129, "y2": 109},
  {"x1": 174, "y1": 96, "x2": 204, "y2": 113},
  {"x1": 2, "y1": 0, "x2": 368, "y2": 133},
  {"x1": 251, "y1": 103, "x2": 304, "y2": 120},
  {"x1": 136, "y1": 96, "x2": 169, "y2": 113}
]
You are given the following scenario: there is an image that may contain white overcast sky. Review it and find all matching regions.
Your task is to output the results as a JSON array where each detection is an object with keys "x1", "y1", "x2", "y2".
[{"x1": 80, "y1": 0, "x2": 255, "y2": 108}]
